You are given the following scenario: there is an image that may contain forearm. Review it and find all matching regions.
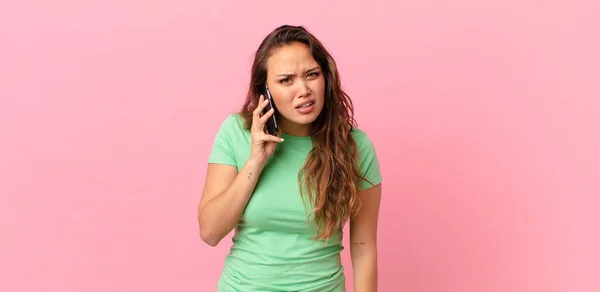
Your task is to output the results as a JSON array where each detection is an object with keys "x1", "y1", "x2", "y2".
[
  {"x1": 198, "y1": 159, "x2": 264, "y2": 245},
  {"x1": 352, "y1": 248, "x2": 378, "y2": 292}
]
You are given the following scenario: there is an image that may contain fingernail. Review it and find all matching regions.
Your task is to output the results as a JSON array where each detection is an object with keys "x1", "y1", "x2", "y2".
[{"x1": 280, "y1": 138, "x2": 284, "y2": 141}]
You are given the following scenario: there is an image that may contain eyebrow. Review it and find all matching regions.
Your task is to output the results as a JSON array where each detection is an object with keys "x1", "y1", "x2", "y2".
[{"x1": 276, "y1": 66, "x2": 321, "y2": 77}]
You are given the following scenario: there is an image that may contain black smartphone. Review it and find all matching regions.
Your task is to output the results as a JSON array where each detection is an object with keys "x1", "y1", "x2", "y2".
[{"x1": 262, "y1": 84, "x2": 279, "y2": 136}]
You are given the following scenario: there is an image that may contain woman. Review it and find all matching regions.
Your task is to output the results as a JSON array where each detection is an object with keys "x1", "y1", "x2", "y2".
[{"x1": 198, "y1": 25, "x2": 382, "y2": 292}]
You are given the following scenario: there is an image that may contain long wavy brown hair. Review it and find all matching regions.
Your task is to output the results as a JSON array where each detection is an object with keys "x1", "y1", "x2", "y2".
[{"x1": 239, "y1": 25, "x2": 371, "y2": 241}]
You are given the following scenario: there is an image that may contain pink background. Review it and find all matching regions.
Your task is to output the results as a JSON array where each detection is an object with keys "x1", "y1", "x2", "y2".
[{"x1": 1, "y1": 1, "x2": 599, "y2": 291}]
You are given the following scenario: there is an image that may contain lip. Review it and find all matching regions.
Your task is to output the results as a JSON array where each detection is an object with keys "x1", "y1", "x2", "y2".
[
  {"x1": 294, "y1": 100, "x2": 314, "y2": 109},
  {"x1": 295, "y1": 102, "x2": 315, "y2": 114}
]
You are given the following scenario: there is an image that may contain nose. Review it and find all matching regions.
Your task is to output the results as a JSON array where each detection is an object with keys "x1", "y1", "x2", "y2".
[{"x1": 297, "y1": 79, "x2": 311, "y2": 97}]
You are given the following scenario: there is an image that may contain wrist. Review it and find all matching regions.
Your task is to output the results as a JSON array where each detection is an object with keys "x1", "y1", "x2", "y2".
[{"x1": 245, "y1": 158, "x2": 265, "y2": 171}]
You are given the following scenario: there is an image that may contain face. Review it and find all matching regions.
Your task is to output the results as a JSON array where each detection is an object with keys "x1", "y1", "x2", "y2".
[{"x1": 265, "y1": 42, "x2": 326, "y2": 136}]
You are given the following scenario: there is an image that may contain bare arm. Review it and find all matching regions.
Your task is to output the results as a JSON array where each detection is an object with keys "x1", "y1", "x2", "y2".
[
  {"x1": 197, "y1": 160, "x2": 264, "y2": 246},
  {"x1": 197, "y1": 95, "x2": 282, "y2": 247},
  {"x1": 350, "y1": 183, "x2": 382, "y2": 292}
]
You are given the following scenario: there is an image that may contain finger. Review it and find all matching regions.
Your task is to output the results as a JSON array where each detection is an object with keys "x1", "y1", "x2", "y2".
[
  {"x1": 252, "y1": 95, "x2": 270, "y2": 118},
  {"x1": 252, "y1": 98, "x2": 272, "y2": 133},
  {"x1": 258, "y1": 108, "x2": 275, "y2": 124},
  {"x1": 252, "y1": 95, "x2": 262, "y2": 118},
  {"x1": 261, "y1": 134, "x2": 284, "y2": 142}
]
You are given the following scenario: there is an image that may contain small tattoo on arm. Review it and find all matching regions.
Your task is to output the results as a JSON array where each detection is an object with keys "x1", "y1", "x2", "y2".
[
  {"x1": 353, "y1": 242, "x2": 366, "y2": 245},
  {"x1": 247, "y1": 172, "x2": 252, "y2": 180}
]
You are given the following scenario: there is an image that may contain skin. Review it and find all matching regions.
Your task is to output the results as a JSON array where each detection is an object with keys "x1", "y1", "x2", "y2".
[
  {"x1": 197, "y1": 41, "x2": 381, "y2": 291},
  {"x1": 265, "y1": 42, "x2": 325, "y2": 136},
  {"x1": 350, "y1": 183, "x2": 381, "y2": 291}
]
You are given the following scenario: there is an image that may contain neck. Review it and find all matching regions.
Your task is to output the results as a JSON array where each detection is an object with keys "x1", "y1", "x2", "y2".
[{"x1": 280, "y1": 118, "x2": 312, "y2": 137}]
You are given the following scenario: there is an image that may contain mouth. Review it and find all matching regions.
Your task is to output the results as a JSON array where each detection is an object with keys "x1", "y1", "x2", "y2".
[{"x1": 295, "y1": 101, "x2": 314, "y2": 109}]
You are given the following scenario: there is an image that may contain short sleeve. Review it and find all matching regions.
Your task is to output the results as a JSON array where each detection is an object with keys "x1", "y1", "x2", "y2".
[
  {"x1": 354, "y1": 130, "x2": 383, "y2": 191},
  {"x1": 207, "y1": 115, "x2": 238, "y2": 167}
]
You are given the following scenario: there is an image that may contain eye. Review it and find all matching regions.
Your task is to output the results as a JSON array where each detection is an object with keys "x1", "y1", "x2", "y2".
[
  {"x1": 279, "y1": 77, "x2": 291, "y2": 84},
  {"x1": 307, "y1": 72, "x2": 320, "y2": 78}
]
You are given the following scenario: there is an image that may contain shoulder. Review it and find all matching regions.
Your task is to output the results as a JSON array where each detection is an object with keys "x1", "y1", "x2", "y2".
[
  {"x1": 216, "y1": 113, "x2": 249, "y2": 135},
  {"x1": 350, "y1": 127, "x2": 382, "y2": 189},
  {"x1": 220, "y1": 113, "x2": 246, "y2": 128},
  {"x1": 208, "y1": 113, "x2": 250, "y2": 166},
  {"x1": 211, "y1": 113, "x2": 251, "y2": 146},
  {"x1": 350, "y1": 127, "x2": 376, "y2": 152}
]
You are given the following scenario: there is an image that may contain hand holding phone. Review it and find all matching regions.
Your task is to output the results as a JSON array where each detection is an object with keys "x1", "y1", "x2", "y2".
[
  {"x1": 247, "y1": 85, "x2": 283, "y2": 168},
  {"x1": 262, "y1": 85, "x2": 279, "y2": 136}
]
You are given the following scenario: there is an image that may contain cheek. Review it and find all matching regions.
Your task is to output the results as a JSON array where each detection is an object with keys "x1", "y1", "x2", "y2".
[
  {"x1": 273, "y1": 91, "x2": 294, "y2": 109},
  {"x1": 313, "y1": 80, "x2": 326, "y2": 101},
  {"x1": 313, "y1": 78, "x2": 325, "y2": 92}
]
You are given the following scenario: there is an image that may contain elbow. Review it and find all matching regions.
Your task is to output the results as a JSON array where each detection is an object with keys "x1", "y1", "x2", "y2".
[
  {"x1": 199, "y1": 226, "x2": 221, "y2": 247},
  {"x1": 198, "y1": 206, "x2": 232, "y2": 247},
  {"x1": 201, "y1": 235, "x2": 220, "y2": 247},
  {"x1": 198, "y1": 207, "x2": 220, "y2": 247}
]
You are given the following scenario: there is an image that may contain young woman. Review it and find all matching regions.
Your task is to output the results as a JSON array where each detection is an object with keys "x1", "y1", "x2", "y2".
[{"x1": 198, "y1": 25, "x2": 382, "y2": 292}]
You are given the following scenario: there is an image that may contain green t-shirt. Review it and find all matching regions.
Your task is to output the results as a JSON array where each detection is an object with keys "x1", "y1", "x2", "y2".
[{"x1": 208, "y1": 114, "x2": 382, "y2": 292}]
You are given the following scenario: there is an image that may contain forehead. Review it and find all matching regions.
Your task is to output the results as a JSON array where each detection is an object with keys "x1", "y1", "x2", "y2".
[{"x1": 266, "y1": 42, "x2": 318, "y2": 72}]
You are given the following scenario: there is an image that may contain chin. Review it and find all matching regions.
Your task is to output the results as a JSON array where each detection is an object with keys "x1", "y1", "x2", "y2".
[
  {"x1": 292, "y1": 112, "x2": 321, "y2": 125},
  {"x1": 281, "y1": 104, "x2": 324, "y2": 128}
]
